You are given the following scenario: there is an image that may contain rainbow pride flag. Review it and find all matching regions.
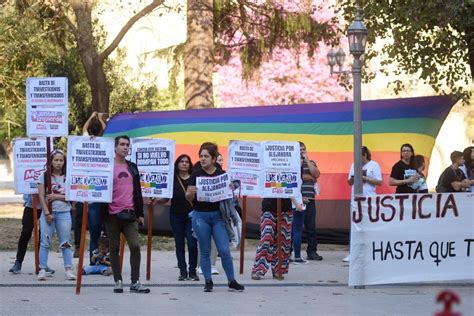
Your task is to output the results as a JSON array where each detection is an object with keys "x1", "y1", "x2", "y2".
[{"x1": 105, "y1": 96, "x2": 455, "y2": 238}]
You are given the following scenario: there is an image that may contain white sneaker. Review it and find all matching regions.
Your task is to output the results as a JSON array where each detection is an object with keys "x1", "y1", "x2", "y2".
[
  {"x1": 197, "y1": 266, "x2": 203, "y2": 274},
  {"x1": 342, "y1": 255, "x2": 350, "y2": 263},
  {"x1": 38, "y1": 269, "x2": 47, "y2": 281},
  {"x1": 211, "y1": 266, "x2": 219, "y2": 275},
  {"x1": 65, "y1": 268, "x2": 76, "y2": 280}
]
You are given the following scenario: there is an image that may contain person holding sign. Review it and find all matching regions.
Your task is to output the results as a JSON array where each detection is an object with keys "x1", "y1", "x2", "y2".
[
  {"x1": 389, "y1": 143, "x2": 419, "y2": 193},
  {"x1": 9, "y1": 194, "x2": 54, "y2": 275},
  {"x1": 251, "y1": 198, "x2": 297, "y2": 280},
  {"x1": 186, "y1": 143, "x2": 245, "y2": 293},
  {"x1": 156, "y1": 154, "x2": 199, "y2": 281},
  {"x1": 37, "y1": 150, "x2": 76, "y2": 281},
  {"x1": 103, "y1": 136, "x2": 150, "y2": 294}
]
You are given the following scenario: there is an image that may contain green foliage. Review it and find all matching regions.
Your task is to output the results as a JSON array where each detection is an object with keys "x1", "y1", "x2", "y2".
[
  {"x1": 214, "y1": 1, "x2": 340, "y2": 79},
  {"x1": 107, "y1": 49, "x2": 184, "y2": 116},
  {"x1": 0, "y1": 1, "x2": 89, "y2": 140},
  {"x1": 0, "y1": 0, "x2": 177, "y2": 143},
  {"x1": 338, "y1": 0, "x2": 474, "y2": 103}
]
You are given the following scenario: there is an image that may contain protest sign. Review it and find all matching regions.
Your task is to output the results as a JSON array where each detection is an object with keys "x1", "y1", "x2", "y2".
[
  {"x1": 13, "y1": 138, "x2": 50, "y2": 194},
  {"x1": 66, "y1": 136, "x2": 114, "y2": 203},
  {"x1": 262, "y1": 141, "x2": 301, "y2": 198},
  {"x1": 26, "y1": 77, "x2": 68, "y2": 137},
  {"x1": 349, "y1": 192, "x2": 474, "y2": 286},
  {"x1": 228, "y1": 140, "x2": 262, "y2": 170},
  {"x1": 130, "y1": 138, "x2": 175, "y2": 198},
  {"x1": 262, "y1": 141, "x2": 300, "y2": 170},
  {"x1": 196, "y1": 172, "x2": 233, "y2": 202},
  {"x1": 228, "y1": 169, "x2": 262, "y2": 196}
]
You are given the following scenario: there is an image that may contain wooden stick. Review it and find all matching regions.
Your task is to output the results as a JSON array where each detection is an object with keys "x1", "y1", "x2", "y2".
[
  {"x1": 239, "y1": 196, "x2": 247, "y2": 274},
  {"x1": 32, "y1": 194, "x2": 39, "y2": 274},
  {"x1": 277, "y1": 198, "x2": 283, "y2": 280},
  {"x1": 76, "y1": 202, "x2": 88, "y2": 295},
  {"x1": 146, "y1": 204, "x2": 153, "y2": 280},
  {"x1": 119, "y1": 233, "x2": 125, "y2": 272},
  {"x1": 46, "y1": 137, "x2": 52, "y2": 212}
]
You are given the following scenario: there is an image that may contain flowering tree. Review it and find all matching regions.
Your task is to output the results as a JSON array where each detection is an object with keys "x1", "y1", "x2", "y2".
[
  {"x1": 216, "y1": 45, "x2": 350, "y2": 107},
  {"x1": 215, "y1": 0, "x2": 350, "y2": 107}
]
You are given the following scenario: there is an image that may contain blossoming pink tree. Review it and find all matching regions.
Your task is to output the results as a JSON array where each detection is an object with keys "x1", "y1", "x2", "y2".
[{"x1": 215, "y1": 0, "x2": 350, "y2": 107}]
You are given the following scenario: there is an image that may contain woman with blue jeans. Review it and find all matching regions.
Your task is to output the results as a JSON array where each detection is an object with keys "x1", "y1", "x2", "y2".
[
  {"x1": 186, "y1": 142, "x2": 244, "y2": 292},
  {"x1": 157, "y1": 154, "x2": 199, "y2": 281},
  {"x1": 38, "y1": 150, "x2": 76, "y2": 281}
]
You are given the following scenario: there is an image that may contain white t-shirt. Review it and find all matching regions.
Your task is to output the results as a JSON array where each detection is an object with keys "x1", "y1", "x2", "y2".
[
  {"x1": 39, "y1": 173, "x2": 71, "y2": 212},
  {"x1": 348, "y1": 160, "x2": 382, "y2": 198}
]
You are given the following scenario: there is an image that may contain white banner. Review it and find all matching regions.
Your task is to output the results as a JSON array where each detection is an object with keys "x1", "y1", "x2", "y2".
[
  {"x1": 13, "y1": 138, "x2": 49, "y2": 194},
  {"x1": 196, "y1": 172, "x2": 233, "y2": 202},
  {"x1": 228, "y1": 140, "x2": 262, "y2": 170},
  {"x1": 66, "y1": 136, "x2": 114, "y2": 203},
  {"x1": 349, "y1": 193, "x2": 474, "y2": 286},
  {"x1": 26, "y1": 77, "x2": 68, "y2": 137},
  {"x1": 262, "y1": 141, "x2": 301, "y2": 198},
  {"x1": 130, "y1": 138, "x2": 175, "y2": 198}
]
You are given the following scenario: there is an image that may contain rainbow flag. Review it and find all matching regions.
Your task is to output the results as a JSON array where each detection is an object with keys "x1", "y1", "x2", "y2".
[{"x1": 105, "y1": 96, "x2": 455, "y2": 240}]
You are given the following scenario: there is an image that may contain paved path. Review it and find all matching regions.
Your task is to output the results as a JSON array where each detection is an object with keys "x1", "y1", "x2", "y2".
[{"x1": 1, "y1": 250, "x2": 472, "y2": 315}]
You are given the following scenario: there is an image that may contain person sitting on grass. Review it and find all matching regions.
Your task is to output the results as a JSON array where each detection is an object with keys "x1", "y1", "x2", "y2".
[{"x1": 83, "y1": 236, "x2": 112, "y2": 276}]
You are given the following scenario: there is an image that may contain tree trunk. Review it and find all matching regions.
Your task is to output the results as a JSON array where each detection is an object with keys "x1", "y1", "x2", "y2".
[
  {"x1": 465, "y1": 25, "x2": 474, "y2": 82},
  {"x1": 70, "y1": 0, "x2": 164, "y2": 114},
  {"x1": 71, "y1": 1, "x2": 109, "y2": 113},
  {"x1": 185, "y1": 0, "x2": 214, "y2": 109}
]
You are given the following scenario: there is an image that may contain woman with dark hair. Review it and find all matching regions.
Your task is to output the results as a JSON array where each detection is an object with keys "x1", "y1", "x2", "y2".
[
  {"x1": 389, "y1": 143, "x2": 419, "y2": 193},
  {"x1": 413, "y1": 155, "x2": 428, "y2": 193},
  {"x1": 186, "y1": 143, "x2": 244, "y2": 292},
  {"x1": 158, "y1": 154, "x2": 199, "y2": 281},
  {"x1": 460, "y1": 146, "x2": 474, "y2": 192},
  {"x1": 37, "y1": 150, "x2": 76, "y2": 281}
]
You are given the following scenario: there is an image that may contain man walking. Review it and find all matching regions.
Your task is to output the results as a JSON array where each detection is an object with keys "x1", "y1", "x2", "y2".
[{"x1": 104, "y1": 135, "x2": 150, "y2": 293}]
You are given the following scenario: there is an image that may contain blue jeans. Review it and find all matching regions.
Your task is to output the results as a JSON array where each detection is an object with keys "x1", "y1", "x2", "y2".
[
  {"x1": 84, "y1": 264, "x2": 109, "y2": 275},
  {"x1": 39, "y1": 211, "x2": 73, "y2": 269},
  {"x1": 192, "y1": 210, "x2": 235, "y2": 282},
  {"x1": 169, "y1": 212, "x2": 198, "y2": 274},
  {"x1": 292, "y1": 209, "x2": 305, "y2": 258},
  {"x1": 304, "y1": 200, "x2": 318, "y2": 255}
]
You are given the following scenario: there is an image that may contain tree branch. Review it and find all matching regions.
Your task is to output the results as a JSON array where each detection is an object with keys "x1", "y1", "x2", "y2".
[{"x1": 98, "y1": 0, "x2": 164, "y2": 62}]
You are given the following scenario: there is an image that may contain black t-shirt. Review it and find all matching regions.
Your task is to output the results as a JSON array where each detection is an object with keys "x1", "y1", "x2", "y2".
[
  {"x1": 170, "y1": 175, "x2": 193, "y2": 215},
  {"x1": 390, "y1": 160, "x2": 417, "y2": 193},
  {"x1": 441, "y1": 167, "x2": 466, "y2": 192},
  {"x1": 189, "y1": 167, "x2": 226, "y2": 212}
]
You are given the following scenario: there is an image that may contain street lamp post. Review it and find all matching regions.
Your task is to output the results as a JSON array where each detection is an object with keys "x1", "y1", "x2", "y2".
[{"x1": 327, "y1": 6, "x2": 368, "y2": 199}]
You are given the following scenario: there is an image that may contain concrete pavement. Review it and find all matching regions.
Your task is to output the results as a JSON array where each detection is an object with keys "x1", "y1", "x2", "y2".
[{"x1": 1, "y1": 249, "x2": 472, "y2": 315}]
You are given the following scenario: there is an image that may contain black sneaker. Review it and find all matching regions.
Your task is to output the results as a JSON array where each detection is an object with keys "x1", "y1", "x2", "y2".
[
  {"x1": 307, "y1": 252, "x2": 323, "y2": 261},
  {"x1": 189, "y1": 272, "x2": 200, "y2": 281},
  {"x1": 114, "y1": 280, "x2": 123, "y2": 293},
  {"x1": 130, "y1": 281, "x2": 150, "y2": 294},
  {"x1": 9, "y1": 261, "x2": 22, "y2": 274},
  {"x1": 228, "y1": 280, "x2": 245, "y2": 292},
  {"x1": 204, "y1": 280, "x2": 213, "y2": 292},
  {"x1": 178, "y1": 272, "x2": 188, "y2": 281}
]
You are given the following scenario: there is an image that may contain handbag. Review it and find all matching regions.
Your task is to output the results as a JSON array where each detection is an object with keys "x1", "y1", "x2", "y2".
[
  {"x1": 116, "y1": 209, "x2": 137, "y2": 222},
  {"x1": 177, "y1": 176, "x2": 193, "y2": 208}
]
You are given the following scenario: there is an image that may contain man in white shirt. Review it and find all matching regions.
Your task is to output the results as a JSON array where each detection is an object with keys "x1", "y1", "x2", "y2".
[{"x1": 345, "y1": 146, "x2": 382, "y2": 262}]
